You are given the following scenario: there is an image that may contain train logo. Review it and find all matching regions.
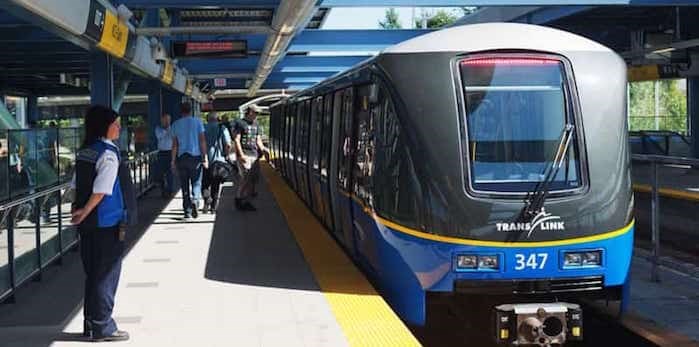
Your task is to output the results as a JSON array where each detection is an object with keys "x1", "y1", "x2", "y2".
[{"x1": 496, "y1": 208, "x2": 565, "y2": 238}]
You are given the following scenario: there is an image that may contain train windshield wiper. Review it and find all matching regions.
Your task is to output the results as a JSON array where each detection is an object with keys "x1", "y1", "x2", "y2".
[{"x1": 515, "y1": 123, "x2": 575, "y2": 223}]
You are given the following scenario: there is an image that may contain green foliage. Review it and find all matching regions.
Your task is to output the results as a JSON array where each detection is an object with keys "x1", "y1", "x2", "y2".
[
  {"x1": 415, "y1": 9, "x2": 458, "y2": 29},
  {"x1": 628, "y1": 79, "x2": 688, "y2": 134},
  {"x1": 379, "y1": 8, "x2": 402, "y2": 29}
]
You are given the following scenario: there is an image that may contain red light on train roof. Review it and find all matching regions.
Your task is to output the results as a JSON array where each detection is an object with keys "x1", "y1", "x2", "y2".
[{"x1": 461, "y1": 58, "x2": 559, "y2": 66}]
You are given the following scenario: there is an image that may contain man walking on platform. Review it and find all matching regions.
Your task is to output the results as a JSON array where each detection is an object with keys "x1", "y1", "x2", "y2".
[
  {"x1": 171, "y1": 102, "x2": 208, "y2": 220},
  {"x1": 202, "y1": 112, "x2": 231, "y2": 214},
  {"x1": 232, "y1": 105, "x2": 269, "y2": 211},
  {"x1": 155, "y1": 113, "x2": 175, "y2": 198}
]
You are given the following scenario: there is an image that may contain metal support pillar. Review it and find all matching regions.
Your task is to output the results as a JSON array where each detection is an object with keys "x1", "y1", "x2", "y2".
[
  {"x1": 27, "y1": 95, "x2": 39, "y2": 126},
  {"x1": 650, "y1": 161, "x2": 660, "y2": 282},
  {"x1": 89, "y1": 51, "x2": 114, "y2": 109},
  {"x1": 163, "y1": 90, "x2": 182, "y2": 120},
  {"x1": 689, "y1": 77, "x2": 699, "y2": 157},
  {"x1": 113, "y1": 70, "x2": 132, "y2": 112},
  {"x1": 148, "y1": 81, "x2": 163, "y2": 151}
]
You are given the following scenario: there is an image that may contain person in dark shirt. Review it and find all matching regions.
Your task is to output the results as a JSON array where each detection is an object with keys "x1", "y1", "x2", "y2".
[{"x1": 231, "y1": 105, "x2": 269, "y2": 211}]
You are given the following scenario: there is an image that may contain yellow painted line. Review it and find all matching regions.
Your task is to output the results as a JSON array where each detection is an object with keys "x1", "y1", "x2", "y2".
[
  {"x1": 375, "y1": 215, "x2": 633, "y2": 248},
  {"x1": 633, "y1": 184, "x2": 699, "y2": 202},
  {"x1": 340, "y1": 187, "x2": 634, "y2": 248},
  {"x1": 262, "y1": 164, "x2": 421, "y2": 347}
]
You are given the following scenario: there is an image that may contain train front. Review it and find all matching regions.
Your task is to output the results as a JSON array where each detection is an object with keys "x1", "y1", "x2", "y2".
[{"x1": 373, "y1": 23, "x2": 633, "y2": 346}]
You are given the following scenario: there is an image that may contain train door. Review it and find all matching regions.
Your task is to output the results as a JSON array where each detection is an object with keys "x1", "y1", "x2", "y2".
[
  {"x1": 279, "y1": 105, "x2": 287, "y2": 176},
  {"x1": 329, "y1": 90, "x2": 345, "y2": 240},
  {"x1": 320, "y1": 94, "x2": 335, "y2": 230},
  {"x1": 309, "y1": 96, "x2": 326, "y2": 222},
  {"x1": 296, "y1": 101, "x2": 310, "y2": 204},
  {"x1": 303, "y1": 100, "x2": 314, "y2": 208},
  {"x1": 336, "y1": 87, "x2": 358, "y2": 254}
]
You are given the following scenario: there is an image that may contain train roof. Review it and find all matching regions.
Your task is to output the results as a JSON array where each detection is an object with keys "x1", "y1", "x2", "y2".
[{"x1": 383, "y1": 22, "x2": 613, "y2": 55}]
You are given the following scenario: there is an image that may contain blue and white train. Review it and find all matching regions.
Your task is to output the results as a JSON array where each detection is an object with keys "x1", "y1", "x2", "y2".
[{"x1": 269, "y1": 23, "x2": 633, "y2": 346}]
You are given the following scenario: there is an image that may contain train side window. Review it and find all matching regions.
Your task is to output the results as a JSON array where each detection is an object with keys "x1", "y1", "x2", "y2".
[
  {"x1": 289, "y1": 104, "x2": 296, "y2": 162},
  {"x1": 373, "y1": 86, "x2": 420, "y2": 229},
  {"x1": 296, "y1": 102, "x2": 306, "y2": 163},
  {"x1": 320, "y1": 94, "x2": 333, "y2": 178},
  {"x1": 353, "y1": 84, "x2": 376, "y2": 206},
  {"x1": 304, "y1": 100, "x2": 312, "y2": 165},
  {"x1": 333, "y1": 90, "x2": 345, "y2": 189},
  {"x1": 311, "y1": 96, "x2": 323, "y2": 172},
  {"x1": 337, "y1": 88, "x2": 354, "y2": 191}
]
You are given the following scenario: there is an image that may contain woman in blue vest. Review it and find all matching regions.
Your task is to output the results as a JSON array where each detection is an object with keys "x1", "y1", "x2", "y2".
[{"x1": 71, "y1": 105, "x2": 130, "y2": 342}]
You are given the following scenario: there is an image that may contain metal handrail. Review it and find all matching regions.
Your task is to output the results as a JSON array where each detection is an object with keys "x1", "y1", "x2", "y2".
[
  {"x1": 631, "y1": 154, "x2": 699, "y2": 282},
  {"x1": 0, "y1": 150, "x2": 159, "y2": 211},
  {"x1": 0, "y1": 150, "x2": 159, "y2": 303}
]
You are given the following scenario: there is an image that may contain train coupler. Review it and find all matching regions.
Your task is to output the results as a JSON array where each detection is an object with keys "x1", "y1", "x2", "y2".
[{"x1": 494, "y1": 302, "x2": 583, "y2": 346}]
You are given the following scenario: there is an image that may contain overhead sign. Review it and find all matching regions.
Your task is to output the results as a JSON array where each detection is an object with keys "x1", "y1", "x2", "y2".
[
  {"x1": 172, "y1": 41, "x2": 247, "y2": 58},
  {"x1": 628, "y1": 65, "x2": 680, "y2": 82},
  {"x1": 161, "y1": 60, "x2": 174, "y2": 85},
  {"x1": 214, "y1": 78, "x2": 227, "y2": 88}
]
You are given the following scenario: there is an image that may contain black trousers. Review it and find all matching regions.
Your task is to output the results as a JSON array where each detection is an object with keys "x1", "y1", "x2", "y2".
[
  {"x1": 202, "y1": 166, "x2": 224, "y2": 208},
  {"x1": 79, "y1": 225, "x2": 125, "y2": 337}
]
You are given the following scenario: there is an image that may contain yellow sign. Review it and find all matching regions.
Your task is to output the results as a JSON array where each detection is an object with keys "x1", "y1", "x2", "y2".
[
  {"x1": 185, "y1": 79, "x2": 193, "y2": 95},
  {"x1": 628, "y1": 65, "x2": 659, "y2": 82},
  {"x1": 97, "y1": 10, "x2": 128, "y2": 58},
  {"x1": 161, "y1": 60, "x2": 174, "y2": 85}
]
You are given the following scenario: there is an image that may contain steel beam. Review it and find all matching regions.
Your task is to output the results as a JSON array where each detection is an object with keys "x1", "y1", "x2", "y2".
[
  {"x1": 89, "y1": 51, "x2": 114, "y2": 109},
  {"x1": 288, "y1": 29, "x2": 432, "y2": 52},
  {"x1": 117, "y1": 0, "x2": 281, "y2": 8},
  {"x1": 136, "y1": 25, "x2": 271, "y2": 36},
  {"x1": 690, "y1": 77, "x2": 699, "y2": 157}
]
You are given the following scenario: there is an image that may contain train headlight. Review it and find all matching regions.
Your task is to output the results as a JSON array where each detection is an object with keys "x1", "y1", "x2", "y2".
[
  {"x1": 582, "y1": 251, "x2": 601, "y2": 266},
  {"x1": 456, "y1": 254, "x2": 500, "y2": 271},
  {"x1": 478, "y1": 255, "x2": 499, "y2": 270},
  {"x1": 563, "y1": 250, "x2": 602, "y2": 268},
  {"x1": 563, "y1": 253, "x2": 582, "y2": 267},
  {"x1": 457, "y1": 255, "x2": 477, "y2": 269}
]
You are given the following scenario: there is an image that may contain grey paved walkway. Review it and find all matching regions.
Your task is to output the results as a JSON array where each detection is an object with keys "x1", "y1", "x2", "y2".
[
  {"x1": 629, "y1": 254, "x2": 699, "y2": 343},
  {"x1": 0, "y1": 181, "x2": 348, "y2": 347}
]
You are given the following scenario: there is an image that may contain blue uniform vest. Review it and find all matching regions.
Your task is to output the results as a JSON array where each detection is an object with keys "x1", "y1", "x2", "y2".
[{"x1": 75, "y1": 141, "x2": 126, "y2": 228}]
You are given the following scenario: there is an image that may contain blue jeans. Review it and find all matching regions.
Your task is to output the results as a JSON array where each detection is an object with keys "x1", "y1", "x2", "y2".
[
  {"x1": 79, "y1": 225, "x2": 124, "y2": 337},
  {"x1": 157, "y1": 151, "x2": 175, "y2": 194},
  {"x1": 176, "y1": 154, "x2": 202, "y2": 216}
]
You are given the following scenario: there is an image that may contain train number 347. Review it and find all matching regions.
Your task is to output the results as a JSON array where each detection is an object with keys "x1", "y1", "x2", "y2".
[{"x1": 514, "y1": 253, "x2": 548, "y2": 270}]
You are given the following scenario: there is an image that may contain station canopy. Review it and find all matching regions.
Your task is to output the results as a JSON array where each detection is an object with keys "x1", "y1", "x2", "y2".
[{"x1": 1, "y1": 0, "x2": 698, "y2": 100}]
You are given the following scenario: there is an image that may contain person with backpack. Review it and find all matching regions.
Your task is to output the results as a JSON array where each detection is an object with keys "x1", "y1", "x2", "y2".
[{"x1": 202, "y1": 112, "x2": 232, "y2": 213}]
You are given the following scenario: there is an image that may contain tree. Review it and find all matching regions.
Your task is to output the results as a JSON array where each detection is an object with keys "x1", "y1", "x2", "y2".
[
  {"x1": 414, "y1": 9, "x2": 458, "y2": 29},
  {"x1": 628, "y1": 79, "x2": 687, "y2": 133},
  {"x1": 379, "y1": 8, "x2": 402, "y2": 29}
]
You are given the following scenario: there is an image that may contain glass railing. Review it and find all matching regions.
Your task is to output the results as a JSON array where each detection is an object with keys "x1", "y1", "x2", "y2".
[
  {"x1": 0, "y1": 128, "x2": 82, "y2": 203},
  {"x1": 0, "y1": 149, "x2": 158, "y2": 302}
]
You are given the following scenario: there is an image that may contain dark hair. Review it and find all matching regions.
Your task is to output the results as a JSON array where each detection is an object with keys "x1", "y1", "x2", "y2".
[
  {"x1": 82, "y1": 105, "x2": 118, "y2": 148},
  {"x1": 181, "y1": 102, "x2": 192, "y2": 115}
]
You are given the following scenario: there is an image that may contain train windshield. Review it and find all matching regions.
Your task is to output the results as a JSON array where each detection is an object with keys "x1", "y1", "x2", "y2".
[{"x1": 460, "y1": 56, "x2": 582, "y2": 194}]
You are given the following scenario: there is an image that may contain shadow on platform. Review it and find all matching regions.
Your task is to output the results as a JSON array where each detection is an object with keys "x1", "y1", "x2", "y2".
[
  {"x1": 0, "y1": 191, "x2": 172, "y2": 347},
  {"x1": 204, "y1": 185, "x2": 322, "y2": 291}
]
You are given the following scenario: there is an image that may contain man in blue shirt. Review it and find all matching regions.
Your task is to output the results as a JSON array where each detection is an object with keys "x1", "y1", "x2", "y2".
[
  {"x1": 154, "y1": 114, "x2": 175, "y2": 198},
  {"x1": 170, "y1": 103, "x2": 208, "y2": 220}
]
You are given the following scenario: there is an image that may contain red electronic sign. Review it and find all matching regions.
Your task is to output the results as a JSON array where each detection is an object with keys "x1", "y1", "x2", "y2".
[{"x1": 173, "y1": 41, "x2": 247, "y2": 58}]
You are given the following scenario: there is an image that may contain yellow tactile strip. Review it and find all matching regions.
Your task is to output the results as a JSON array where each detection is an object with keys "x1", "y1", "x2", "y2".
[
  {"x1": 262, "y1": 164, "x2": 422, "y2": 347},
  {"x1": 633, "y1": 184, "x2": 699, "y2": 202}
]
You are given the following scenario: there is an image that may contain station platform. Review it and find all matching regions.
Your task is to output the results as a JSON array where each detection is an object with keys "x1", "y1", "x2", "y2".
[
  {"x1": 632, "y1": 162, "x2": 699, "y2": 202},
  {"x1": 0, "y1": 164, "x2": 419, "y2": 347},
  {"x1": 0, "y1": 163, "x2": 698, "y2": 346}
]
